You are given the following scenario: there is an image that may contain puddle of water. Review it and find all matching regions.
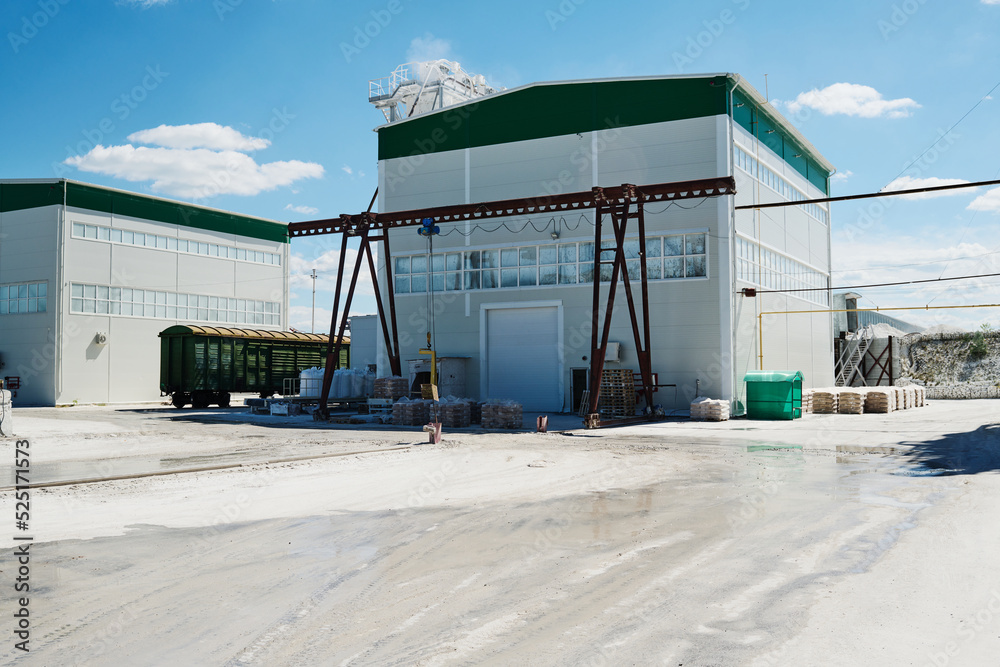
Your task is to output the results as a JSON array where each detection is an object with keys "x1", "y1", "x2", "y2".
[
  {"x1": 890, "y1": 466, "x2": 958, "y2": 477},
  {"x1": 746, "y1": 444, "x2": 803, "y2": 453}
]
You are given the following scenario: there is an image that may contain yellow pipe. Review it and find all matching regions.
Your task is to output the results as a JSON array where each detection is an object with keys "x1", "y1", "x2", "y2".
[
  {"x1": 758, "y1": 311, "x2": 763, "y2": 370},
  {"x1": 418, "y1": 348, "x2": 437, "y2": 385},
  {"x1": 757, "y1": 302, "x2": 1000, "y2": 369}
]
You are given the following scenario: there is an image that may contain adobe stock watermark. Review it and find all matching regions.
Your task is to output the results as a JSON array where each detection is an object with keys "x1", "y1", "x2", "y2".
[
  {"x1": 673, "y1": 0, "x2": 751, "y2": 73},
  {"x1": 545, "y1": 0, "x2": 586, "y2": 31},
  {"x1": 192, "y1": 464, "x2": 283, "y2": 555},
  {"x1": 340, "y1": 0, "x2": 408, "y2": 63},
  {"x1": 927, "y1": 589, "x2": 1000, "y2": 666},
  {"x1": 68, "y1": 606, "x2": 141, "y2": 667},
  {"x1": 5, "y1": 259, "x2": 132, "y2": 392},
  {"x1": 840, "y1": 128, "x2": 960, "y2": 244},
  {"x1": 192, "y1": 106, "x2": 297, "y2": 199},
  {"x1": 519, "y1": 456, "x2": 637, "y2": 559},
  {"x1": 383, "y1": 101, "x2": 481, "y2": 193},
  {"x1": 406, "y1": 460, "x2": 457, "y2": 507},
  {"x1": 213, "y1": 0, "x2": 243, "y2": 21},
  {"x1": 52, "y1": 65, "x2": 170, "y2": 178},
  {"x1": 7, "y1": 0, "x2": 70, "y2": 54},
  {"x1": 537, "y1": 116, "x2": 625, "y2": 198},
  {"x1": 878, "y1": 0, "x2": 930, "y2": 40}
]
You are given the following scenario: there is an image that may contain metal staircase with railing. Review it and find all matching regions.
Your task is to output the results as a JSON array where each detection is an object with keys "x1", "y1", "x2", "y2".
[{"x1": 835, "y1": 325, "x2": 874, "y2": 387}]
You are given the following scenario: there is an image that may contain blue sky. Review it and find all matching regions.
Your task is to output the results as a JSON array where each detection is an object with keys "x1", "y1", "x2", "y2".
[{"x1": 2, "y1": 0, "x2": 1000, "y2": 331}]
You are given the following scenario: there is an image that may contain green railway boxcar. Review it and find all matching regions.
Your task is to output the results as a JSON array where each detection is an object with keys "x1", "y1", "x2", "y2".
[{"x1": 158, "y1": 325, "x2": 349, "y2": 408}]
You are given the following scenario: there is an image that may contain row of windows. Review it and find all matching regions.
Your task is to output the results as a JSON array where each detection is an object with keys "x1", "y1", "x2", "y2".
[
  {"x1": 392, "y1": 234, "x2": 709, "y2": 294},
  {"x1": 69, "y1": 284, "x2": 281, "y2": 326},
  {"x1": 736, "y1": 237, "x2": 830, "y2": 306},
  {"x1": 0, "y1": 281, "x2": 47, "y2": 315},
  {"x1": 71, "y1": 222, "x2": 282, "y2": 266},
  {"x1": 734, "y1": 144, "x2": 829, "y2": 225}
]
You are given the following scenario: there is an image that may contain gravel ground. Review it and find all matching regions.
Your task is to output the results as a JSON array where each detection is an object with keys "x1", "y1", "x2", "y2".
[{"x1": 2, "y1": 401, "x2": 1000, "y2": 666}]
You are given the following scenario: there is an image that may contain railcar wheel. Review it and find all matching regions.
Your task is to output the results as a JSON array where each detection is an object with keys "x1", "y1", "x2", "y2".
[
  {"x1": 217, "y1": 392, "x2": 231, "y2": 408},
  {"x1": 171, "y1": 393, "x2": 189, "y2": 409},
  {"x1": 191, "y1": 391, "x2": 211, "y2": 409}
]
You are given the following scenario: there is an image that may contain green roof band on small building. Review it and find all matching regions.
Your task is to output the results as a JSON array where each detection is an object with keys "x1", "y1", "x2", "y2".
[
  {"x1": 0, "y1": 180, "x2": 289, "y2": 244},
  {"x1": 375, "y1": 73, "x2": 834, "y2": 195}
]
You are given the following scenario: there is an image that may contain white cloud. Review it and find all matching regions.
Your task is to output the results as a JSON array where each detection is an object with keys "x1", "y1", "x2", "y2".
[
  {"x1": 120, "y1": 0, "x2": 172, "y2": 7},
  {"x1": 883, "y1": 176, "x2": 972, "y2": 200},
  {"x1": 782, "y1": 83, "x2": 920, "y2": 119},
  {"x1": 289, "y1": 248, "x2": 374, "y2": 293},
  {"x1": 982, "y1": 0, "x2": 1000, "y2": 5},
  {"x1": 128, "y1": 123, "x2": 269, "y2": 151},
  {"x1": 830, "y1": 170, "x2": 854, "y2": 184},
  {"x1": 968, "y1": 187, "x2": 1000, "y2": 212},
  {"x1": 285, "y1": 204, "x2": 319, "y2": 216},
  {"x1": 830, "y1": 235, "x2": 1000, "y2": 330},
  {"x1": 341, "y1": 164, "x2": 366, "y2": 179},
  {"x1": 64, "y1": 123, "x2": 324, "y2": 199},
  {"x1": 406, "y1": 33, "x2": 453, "y2": 62},
  {"x1": 288, "y1": 305, "x2": 333, "y2": 334}
]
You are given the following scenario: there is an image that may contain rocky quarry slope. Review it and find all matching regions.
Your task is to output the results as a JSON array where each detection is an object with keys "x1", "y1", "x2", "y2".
[{"x1": 897, "y1": 330, "x2": 1000, "y2": 399}]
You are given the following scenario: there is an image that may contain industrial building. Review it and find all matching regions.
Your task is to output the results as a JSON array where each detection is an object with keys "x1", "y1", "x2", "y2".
[
  {"x1": 368, "y1": 68, "x2": 836, "y2": 413},
  {"x1": 832, "y1": 291, "x2": 921, "y2": 337},
  {"x1": 0, "y1": 179, "x2": 289, "y2": 405}
]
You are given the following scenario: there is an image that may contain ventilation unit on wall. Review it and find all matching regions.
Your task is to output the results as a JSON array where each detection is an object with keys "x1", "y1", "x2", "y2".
[
  {"x1": 94, "y1": 332, "x2": 108, "y2": 345},
  {"x1": 605, "y1": 342, "x2": 621, "y2": 363}
]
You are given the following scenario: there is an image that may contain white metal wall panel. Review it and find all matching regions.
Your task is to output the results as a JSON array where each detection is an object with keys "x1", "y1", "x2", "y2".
[
  {"x1": 383, "y1": 149, "x2": 465, "y2": 211},
  {"x1": 599, "y1": 116, "x2": 721, "y2": 186},
  {"x1": 485, "y1": 306, "x2": 560, "y2": 410},
  {"x1": 0, "y1": 206, "x2": 60, "y2": 405},
  {"x1": 469, "y1": 134, "x2": 593, "y2": 204},
  {"x1": 57, "y1": 209, "x2": 287, "y2": 404}
]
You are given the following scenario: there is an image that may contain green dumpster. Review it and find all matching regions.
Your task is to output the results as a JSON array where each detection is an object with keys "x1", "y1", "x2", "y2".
[{"x1": 744, "y1": 370, "x2": 803, "y2": 420}]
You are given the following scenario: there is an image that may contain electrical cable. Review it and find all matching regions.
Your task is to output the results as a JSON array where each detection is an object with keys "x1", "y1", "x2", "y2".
[
  {"x1": 735, "y1": 177, "x2": 1000, "y2": 211},
  {"x1": 831, "y1": 249, "x2": 1000, "y2": 273},
  {"x1": 434, "y1": 214, "x2": 591, "y2": 238},
  {"x1": 885, "y1": 77, "x2": 1000, "y2": 187},
  {"x1": 923, "y1": 161, "x2": 1000, "y2": 307},
  {"x1": 750, "y1": 271, "x2": 1000, "y2": 295}
]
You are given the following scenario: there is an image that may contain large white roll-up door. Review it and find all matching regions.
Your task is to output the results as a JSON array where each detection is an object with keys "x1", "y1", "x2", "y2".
[{"x1": 485, "y1": 306, "x2": 560, "y2": 411}]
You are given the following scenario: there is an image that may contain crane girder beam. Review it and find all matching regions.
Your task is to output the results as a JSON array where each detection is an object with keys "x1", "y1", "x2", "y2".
[{"x1": 287, "y1": 177, "x2": 736, "y2": 237}]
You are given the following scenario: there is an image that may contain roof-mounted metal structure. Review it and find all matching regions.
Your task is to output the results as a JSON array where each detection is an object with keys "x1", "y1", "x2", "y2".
[{"x1": 369, "y1": 60, "x2": 502, "y2": 123}]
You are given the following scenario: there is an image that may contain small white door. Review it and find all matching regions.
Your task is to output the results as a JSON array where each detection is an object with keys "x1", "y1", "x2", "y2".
[{"x1": 485, "y1": 306, "x2": 560, "y2": 410}]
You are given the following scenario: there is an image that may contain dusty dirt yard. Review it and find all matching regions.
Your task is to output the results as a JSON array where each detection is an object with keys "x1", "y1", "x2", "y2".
[{"x1": 3, "y1": 400, "x2": 1000, "y2": 666}]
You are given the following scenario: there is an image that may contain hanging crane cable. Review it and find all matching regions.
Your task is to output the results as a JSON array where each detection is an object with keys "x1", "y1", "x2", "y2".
[{"x1": 417, "y1": 217, "x2": 441, "y2": 386}]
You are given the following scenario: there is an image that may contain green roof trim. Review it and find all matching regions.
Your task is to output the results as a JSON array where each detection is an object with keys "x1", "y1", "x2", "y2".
[
  {"x1": 376, "y1": 74, "x2": 834, "y2": 197},
  {"x1": 0, "y1": 182, "x2": 64, "y2": 212},
  {"x1": 0, "y1": 181, "x2": 289, "y2": 244},
  {"x1": 730, "y1": 87, "x2": 832, "y2": 195},
  {"x1": 377, "y1": 76, "x2": 730, "y2": 161}
]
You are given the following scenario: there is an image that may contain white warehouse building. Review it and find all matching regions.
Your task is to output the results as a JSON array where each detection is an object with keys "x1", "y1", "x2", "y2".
[
  {"x1": 0, "y1": 179, "x2": 289, "y2": 406},
  {"x1": 374, "y1": 73, "x2": 835, "y2": 413}
]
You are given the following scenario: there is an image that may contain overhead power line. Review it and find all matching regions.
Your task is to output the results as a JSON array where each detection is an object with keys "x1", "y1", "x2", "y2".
[
  {"x1": 887, "y1": 77, "x2": 1000, "y2": 186},
  {"x1": 750, "y1": 271, "x2": 1000, "y2": 295},
  {"x1": 734, "y1": 177, "x2": 1000, "y2": 211}
]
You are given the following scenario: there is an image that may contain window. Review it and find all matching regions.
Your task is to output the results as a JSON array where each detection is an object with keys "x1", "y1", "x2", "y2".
[
  {"x1": 735, "y1": 237, "x2": 829, "y2": 306},
  {"x1": 392, "y1": 233, "x2": 711, "y2": 295},
  {"x1": 733, "y1": 144, "x2": 829, "y2": 224},
  {"x1": 68, "y1": 283, "x2": 280, "y2": 325},
  {"x1": 0, "y1": 282, "x2": 46, "y2": 315},
  {"x1": 68, "y1": 220, "x2": 282, "y2": 266}
]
